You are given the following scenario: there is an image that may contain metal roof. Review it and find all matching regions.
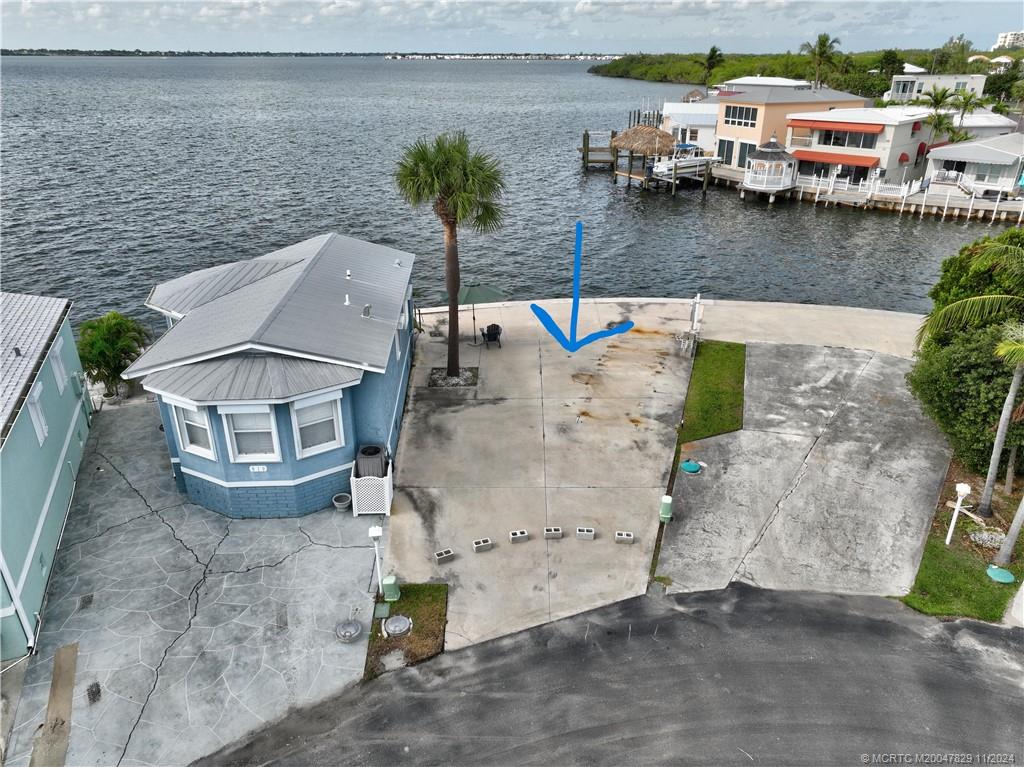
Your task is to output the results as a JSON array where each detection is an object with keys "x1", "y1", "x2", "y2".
[
  {"x1": 123, "y1": 233, "x2": 414, "y2": 381},
  {"x1": 722, "y1": 86, "x2": 867, "y2": 105},
  {"x1": 142, "y1": 354, "x2": 363, "y2": 403},
  {"x1": 147, "y1": 258, "x2": 304, "y2": 318},
  {"x1": 927, "y1": 132, "x2": 1024, "y2": 165},
  {"x1": 1, "y1": 291, "x2": 71, "y2": 444}
]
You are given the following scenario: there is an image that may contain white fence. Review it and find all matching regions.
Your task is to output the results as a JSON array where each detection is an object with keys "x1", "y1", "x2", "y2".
[
  {"x1": 743, "y1": 171, "x2": 792, "y2": 190},
  {"x1": 351, "y1": 461, "x2": 394, "y2": 516}
]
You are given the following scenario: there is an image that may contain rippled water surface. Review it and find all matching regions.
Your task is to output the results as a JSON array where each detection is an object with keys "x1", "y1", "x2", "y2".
[{"x1": 1, "y1": 56, "x2": 1006, "y2": 326}]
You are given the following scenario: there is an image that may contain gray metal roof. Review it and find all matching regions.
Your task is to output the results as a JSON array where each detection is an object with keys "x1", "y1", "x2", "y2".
[
  {"x1": 928, "y1": 132, "x2": 1024, "y2": 165},
  {"x1": 722, "y1": 86, "x2": 867, "y2": 105},
  {"x1": 748, "y1": 134, "x2": 795, "y2": 161},
  {"x1": 142, "y1": 354, "x2": 363, "y2": 403},
  {"x1": 1, "y1": 291, "x2": 71, "y2": 444},
  {"x1": 147, "y1": 258, "x2": 303, "y2": 318},
  {"x1": 124, "y1": 233, "x2": 414, "y2": 381}
]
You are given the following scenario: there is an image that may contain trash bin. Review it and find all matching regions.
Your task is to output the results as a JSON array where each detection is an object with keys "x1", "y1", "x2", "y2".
[{"x1": 382, "y1": 575, "x2": 401, "y2": 602}]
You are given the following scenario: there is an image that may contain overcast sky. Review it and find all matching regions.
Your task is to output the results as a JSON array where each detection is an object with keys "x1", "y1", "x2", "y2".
[{"x1": 2, "y1": 0, "x2": 1021, "y2": 54}]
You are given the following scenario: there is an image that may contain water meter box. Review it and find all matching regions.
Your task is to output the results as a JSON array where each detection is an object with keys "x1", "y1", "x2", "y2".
[{"x1": 382, "y1": 575, "x2": 401, "y2": 602}]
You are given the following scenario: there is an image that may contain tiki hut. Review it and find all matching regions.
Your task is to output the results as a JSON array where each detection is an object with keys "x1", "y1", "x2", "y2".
[
  {"x1": 610, "y1": 125, "x2": 678, "y2": 158},
  {"x1": 683, "y1": 88, "x2": 705, "y2": 102}
]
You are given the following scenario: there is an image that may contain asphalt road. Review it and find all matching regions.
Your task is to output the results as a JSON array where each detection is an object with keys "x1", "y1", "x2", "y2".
[{"x1": 199, "y1": 585, "x2": 1023, "y2": 767}]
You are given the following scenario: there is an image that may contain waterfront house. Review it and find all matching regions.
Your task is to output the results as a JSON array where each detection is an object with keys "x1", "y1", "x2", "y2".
[
  {"x1": 884, "y1": 73, "x2": 986, "y2": 102},
  {"x1": 1, "y1": 292, "x2": 91, "y2": 660},
  {"x1": 660, "y1": 100, "x2": 719, "y2": 154},
  {"x1": 713, "y1": 85, "x2": 867, "y2": 174},
  {"x1": 926, "y1": 133, "x2": 1024, "y2": 198},
  {"x1": 740, "y1": 133, "x2": 797, "y2": 201},
  {"x1": 121, "y1": 233, "x2": 415, "y2": 519}
]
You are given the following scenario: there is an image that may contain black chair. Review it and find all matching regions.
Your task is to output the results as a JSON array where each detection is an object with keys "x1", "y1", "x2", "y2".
[{"x1": 481, "y1": 324, "x2": 502, "y2": 349}]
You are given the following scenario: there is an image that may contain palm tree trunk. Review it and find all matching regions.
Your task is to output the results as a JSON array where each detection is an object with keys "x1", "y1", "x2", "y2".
[
  {"x1": 1005, "y1": 444, "x2": 1018, "y2": 494},
  {"x1": 979, "y1": 362, "x2": 1024, "y2": 516},
  {"x1": 994, "y1": 491, "x2": 1024, "y2": 566},
  {"x1": 443, "y1": 220, "x2": 461, "y2": 377}
]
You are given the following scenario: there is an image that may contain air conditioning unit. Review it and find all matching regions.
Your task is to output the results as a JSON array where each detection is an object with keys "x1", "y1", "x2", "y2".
[{"x1": 356, "y1": 444, "x2": 387, "y2": 479}]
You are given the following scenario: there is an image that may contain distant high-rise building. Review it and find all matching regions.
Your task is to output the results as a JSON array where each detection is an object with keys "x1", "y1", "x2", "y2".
[{"x1": 992, "y1": 31, "x2": 1024, "y2": 50}]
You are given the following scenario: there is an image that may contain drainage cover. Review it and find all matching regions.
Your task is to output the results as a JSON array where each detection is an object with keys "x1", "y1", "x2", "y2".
[
  {"x1": 335, "y1": 620, "x2": 363, "y2": 643},
  {"x1": 680, "y1": 460, "x2": 702, "y2": 474},
  {"x1": 384, "y1": 615, "x2": 413, "y2": 637},
  {"x1": 986, "y1": 564, "x2": 1016, "y2": 584}
]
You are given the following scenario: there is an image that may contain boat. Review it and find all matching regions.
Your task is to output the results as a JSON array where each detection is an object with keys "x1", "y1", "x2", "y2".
[{"x1": 652, "y1": 144, "x2": 720, "y2": 176}]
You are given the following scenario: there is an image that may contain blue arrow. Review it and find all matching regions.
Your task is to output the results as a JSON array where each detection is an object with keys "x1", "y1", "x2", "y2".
[{"x1": 530, "y1": 222, "x2": 634, "y2": 352}]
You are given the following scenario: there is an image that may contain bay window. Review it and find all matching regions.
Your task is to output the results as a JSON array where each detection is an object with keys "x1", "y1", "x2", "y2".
[
  {"x1": 291, "y1": 394, "x2": 343, "y2": 458},
  {"x1": 173, "y1": 404, "x2": 215, "y2": 460},
  {"x1": 220, "y1": 404, "x2": 280, "y2": 462}
]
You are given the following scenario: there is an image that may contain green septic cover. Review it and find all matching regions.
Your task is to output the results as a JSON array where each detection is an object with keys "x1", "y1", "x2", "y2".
[
  {"x1": 986, "y1": 564, "x2": 1016, "y2": 584},
  {"x1": 680, "y1": 460, "x2": 702, "y2": 474}
]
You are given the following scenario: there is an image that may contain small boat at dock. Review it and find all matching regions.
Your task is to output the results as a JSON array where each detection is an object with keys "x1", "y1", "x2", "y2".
[{"x1": 652, "y1": 144, "x2": 720, "y2": 177}]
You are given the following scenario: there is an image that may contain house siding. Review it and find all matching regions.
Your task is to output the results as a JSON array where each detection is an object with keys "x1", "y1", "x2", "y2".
[{"x1": 0, "y1": 319, "x2": 89, "y2": 659}]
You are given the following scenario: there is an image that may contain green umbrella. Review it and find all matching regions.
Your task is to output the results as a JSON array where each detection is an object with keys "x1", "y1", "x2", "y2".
[{"x1": 441, "y1": 282, "x2": 506, "y2": 341}]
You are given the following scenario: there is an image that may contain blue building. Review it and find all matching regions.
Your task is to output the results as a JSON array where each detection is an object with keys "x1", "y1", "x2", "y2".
[
  {"x1": 122, "y1": 233, "x2": 415, "y2": 519},
  {"x1": 1, "y1": 292, "x2": 91, "y2": 660}
]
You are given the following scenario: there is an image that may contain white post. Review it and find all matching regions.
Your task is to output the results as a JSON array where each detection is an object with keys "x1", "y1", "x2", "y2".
[
  {"x1": 942, "y1": 190, "x2": 951, "y2": 220},
  {"x1": 369, "y1": 525, "x2": 384, "y2": 595},
  {"x1": 920, "y1": 185, "x2": 928, "y2": 219},
  {"x1": 899, "y1": 185, "x2": 908, "y2": 215},
  {"x1": 991, "y1": 193, "x2": 1001, "y2": 224},
  {"x1": 1017, "y1": 199, "x2": 1023, "y2": 226},
  {"x1": 945, "y1": 483, "x2": 971, "y2": 546},
  {"x1": 967, "y1": 192, "x2": 976, "y2": 220}
]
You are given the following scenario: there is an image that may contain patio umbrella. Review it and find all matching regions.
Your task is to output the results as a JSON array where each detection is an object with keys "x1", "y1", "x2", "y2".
[{"x1": 441, "y1": 282, "x2": 506, "y2": 341}]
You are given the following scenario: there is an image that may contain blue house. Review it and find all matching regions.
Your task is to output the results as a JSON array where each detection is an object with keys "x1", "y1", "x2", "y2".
[
  {"x1": 1, "y1": 292, "x2": 91, "y2": 660},
  {"x1": 122, "y1": 233, "x2": 415, "y2": 519}
]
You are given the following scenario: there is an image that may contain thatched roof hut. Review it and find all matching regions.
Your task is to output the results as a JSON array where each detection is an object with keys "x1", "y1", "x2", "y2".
[
  {"x1": 683, "y1": 88, "x2": 705, "y2": 102},
  {"x1": 610, "y1": 125, "x2": 677, "y2": 156}
]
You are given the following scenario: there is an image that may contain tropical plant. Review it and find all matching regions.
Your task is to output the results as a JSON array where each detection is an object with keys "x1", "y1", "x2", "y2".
[
  {"x1": 923, "y1": 111, "x2": 956, "y2": 144},
  {"x1": 951, "y1": 90, "x2": 986, "y2": 129},
  {"x1": 994, "y1": 324, "x2": 1024, "y2": 565},
  {"x1": 917, "y1": 238, "x2": 1024, "y2": 516},
  {"x1": 395, "y1": 132, "x2": 505, "y2": 377},
  {"x1": 702, "y1": 45, "x2": 725, "y2": 92},
  {"x1": 77, "y1": 312, "x2": 150, "y2": 397},
  {"x1": 919, "y1": 85, "x2": 953, "y2": 111},
  {"x1": 947, "y1": 129, "x2": 972, "y2": 143},
  {"x1": 799, "y1": 33, "x2": 841, "y2": 88}
]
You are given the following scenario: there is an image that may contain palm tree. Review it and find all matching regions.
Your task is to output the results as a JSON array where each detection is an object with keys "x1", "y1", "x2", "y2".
[
  {"x1": 799, "y1": 33, "x2": 840, "y2": 88},
  {"x1": 919, "y1": 85, "x2": 953, "y2": 111},
  {"x1": 77, "y1": 312, "x2": 150, "y2": 397},
  {"x1": 919, "y1": 242, "x2": 1024, "y2": 517},
  {"x1": 395, "y1": 132, "x2": 505, "y2": 377},
  {"x1": 994, "y1": 324, "x2": 1024, "y2": 565},
  {"x1": 702, "y1": 46, "x2": 725, "y2": 94},
  {"x1": 924, "y1": 112, "x2": 956, "y2": 145},
  {"x1": 951, "y1": 90, "x2": 985, "y2": 130}
]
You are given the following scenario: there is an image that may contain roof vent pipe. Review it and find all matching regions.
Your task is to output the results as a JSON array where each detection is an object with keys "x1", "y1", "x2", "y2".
[
  {"x1": 362, "y1": 304, "x2": 372, "y2": 318},
  {"x1": 13, "y1": 346, "x2": 22, "y2": 357},
  {"x1": 394, "y1": 259, "x2": 402, "y2": 268},
  {"x1": 344, "y1": 294, "x2": 350, "y2": 306},
  {"x1": 346, "y1": 269, "x2": 351, "y2": 279}
]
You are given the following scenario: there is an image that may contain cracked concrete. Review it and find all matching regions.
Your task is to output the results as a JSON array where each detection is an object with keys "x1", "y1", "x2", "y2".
[
  {"x1": 5, "y1": 400, "x2": 379, "y2": 767},
  {"x1": 659, "y1": 343, "x2": 951, "y2": 596}
]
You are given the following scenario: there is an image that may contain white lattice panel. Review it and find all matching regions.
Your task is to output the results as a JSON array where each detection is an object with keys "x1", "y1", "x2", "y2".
[{"x1": 351, "y1": 462, "x2": 393, "y2": 516}]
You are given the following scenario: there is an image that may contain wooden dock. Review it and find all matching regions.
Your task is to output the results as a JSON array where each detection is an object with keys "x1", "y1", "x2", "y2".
[{"x1": 578, "y1": 130, "x2": 617, "y2": 167}]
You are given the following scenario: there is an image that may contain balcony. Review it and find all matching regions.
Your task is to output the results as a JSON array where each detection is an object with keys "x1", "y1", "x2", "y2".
[{"x1": 789, "y1": 135, "x2": 813, "y2": 148}]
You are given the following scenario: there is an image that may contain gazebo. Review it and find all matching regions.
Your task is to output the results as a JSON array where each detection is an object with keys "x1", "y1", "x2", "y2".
[
  {"x1": 741, "y1": 132, "x2": 797, "y2": 203},
  {"x1": 610, "y1": 125, "x2": 678, "y2": 189}
]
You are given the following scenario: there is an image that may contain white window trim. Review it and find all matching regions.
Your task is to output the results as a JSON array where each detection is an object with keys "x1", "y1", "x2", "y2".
[
  {"x1": 290, "y1": 395, "x2": 344, "y2": 459},
  {"x1": 51, "y1": 337, "x2": 67, "y2": 395},
  {"x1": 221, "y1": 404, "x2": 281, "y2": 464},
  {"x1": 173, "y1": 404, "x2": 216, "y2": 461},
  {"x1": 27, "y1": 382, "x2": 48, "y2": 446}
]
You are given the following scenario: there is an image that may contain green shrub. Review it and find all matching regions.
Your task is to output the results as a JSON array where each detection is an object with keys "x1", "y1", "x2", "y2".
[
  {"x1": 77, "y1": 312, "x2": 150, "y2": 396},
  {"x1": 927, "y1": 228, "x2": 1024, "y2": 323}
]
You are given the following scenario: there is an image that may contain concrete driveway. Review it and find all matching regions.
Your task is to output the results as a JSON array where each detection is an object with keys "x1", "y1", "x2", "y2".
[
  {"x1": 389, "y1": 300, "x2": 691, "y2": 649},
  {"x1": 658, "y1": 343, "x2": 951, "y2": 595},
  {"x1": 5, "y1": 402, "x2": 378, "y2": 767},
  {"x1": 199, "y1": 585, "x2": 1024, "y2": 767}
]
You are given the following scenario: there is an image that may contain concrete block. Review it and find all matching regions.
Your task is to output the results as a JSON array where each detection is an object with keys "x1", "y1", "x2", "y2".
[
  {"x1": 543, "y1": 526, "x2": 563, "y2": 539},
  {"x1": 473, "y1": 538, "x2": 494, "y2": 553},
  {"x1": 509, "y1": 529, "x2": 529, "y2": 543},
  {"x1": 614, "y1": 531, "x2": 635, "y2": 545},
  {"x1": 434, "y1": 548, "x2": 455, "y2": 564},
  {"x1": 576, "y1": 527, "x2": 596, "y2": 540}
]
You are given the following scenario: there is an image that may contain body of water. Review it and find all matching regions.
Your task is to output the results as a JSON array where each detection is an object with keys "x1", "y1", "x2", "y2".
[{"x1": 1, "y1": 57, "x2": 1007, "y2": 326}]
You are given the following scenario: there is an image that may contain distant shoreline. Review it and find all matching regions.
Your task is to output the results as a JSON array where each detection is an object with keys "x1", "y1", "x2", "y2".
[{"x1": 1, "y1": 49, "x2": 617, "y2": 60}]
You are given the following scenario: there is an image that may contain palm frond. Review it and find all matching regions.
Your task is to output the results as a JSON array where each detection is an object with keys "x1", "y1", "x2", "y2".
[
  {"x1": 917, "y1": 294, "x2": 1024, "y2": 346},
  {"x1": 996, "y1": 323, "x2": 1024, "y2": 364}
]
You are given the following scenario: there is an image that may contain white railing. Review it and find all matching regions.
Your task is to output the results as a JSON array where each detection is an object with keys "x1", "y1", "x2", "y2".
[
  {"x1": 789, "y1": 135, "x2": 813, "y2": 147},
  {"x1": 743, "y1": 172, "x2": 792, "y2": 189}
]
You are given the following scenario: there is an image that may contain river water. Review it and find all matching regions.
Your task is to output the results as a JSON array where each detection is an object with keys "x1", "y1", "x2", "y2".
[{"x1": 0, "y1": 56, "x2": 1006, "y2": 326}]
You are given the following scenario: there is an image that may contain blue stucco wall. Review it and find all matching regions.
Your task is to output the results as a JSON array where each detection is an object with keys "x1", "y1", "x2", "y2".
[
  {"x1": 1, "y1": 319, "x2": 90, "y2": 659},
  {"x1": 155, "y1": 303, "x2": 413, "y2": 519}
]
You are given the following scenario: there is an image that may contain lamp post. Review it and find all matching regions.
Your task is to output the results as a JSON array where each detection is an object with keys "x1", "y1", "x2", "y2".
[
  {"x1": 945, "y1": 483, "x2": 971, "y2": 546},
  {"x1": 368, "y1": 525, "x2": 384, "y2": 596}
]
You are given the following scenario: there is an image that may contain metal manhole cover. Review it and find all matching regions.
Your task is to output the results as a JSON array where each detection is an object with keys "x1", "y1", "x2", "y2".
[
  {"x1": 383, "y1": 615, "x2": 413, "y2": 637},
  {"x1": 335, "y1": 620, "x2": 363, "y2": 643}
]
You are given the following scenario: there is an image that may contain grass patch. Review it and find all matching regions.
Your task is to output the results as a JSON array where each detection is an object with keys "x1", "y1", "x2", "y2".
[
  {"x1": 364, "y1": 583, "x2": 448, "y2": 681},
  {"x1": 902, "y1": 461, "x2": 1023, "y2": 622},
  {"x1": 652, "y1": 575, "x2": 673, "y2": 587},
  {"x1": 678, "y1": 340, "x2": 746, "y2": 443}
]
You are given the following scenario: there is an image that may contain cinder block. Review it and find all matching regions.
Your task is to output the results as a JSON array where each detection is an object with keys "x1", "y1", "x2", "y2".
[
  {"x1": 614, "y1": 531, "x2": 635, "y2": 544},
  {"x1": 473, "y1": 538, "x2": 493, "y2": 553},
  {"x1": 509, "y1": 529, "x2": 529, "y2": 543},
  {"x1": 434, "y1": 548, "x2": 455, "y2": 564},
  {"x1": 576, "y1": 527, "x2": 596, "y2": 540},
  {"x1": 543, "y1": 526, "x2": 563, "y2": 540}
]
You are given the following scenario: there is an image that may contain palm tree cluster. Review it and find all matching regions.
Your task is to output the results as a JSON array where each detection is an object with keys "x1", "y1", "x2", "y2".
[
  {"x1": 799, "y1": 33, "x2": 840, "y2": 89},
  {"x1": 918, "y1": 86, "x2": 987, "y2": 146},
  {"x1": 77, "y1": 312, "x2": 150, "y2": 397}
]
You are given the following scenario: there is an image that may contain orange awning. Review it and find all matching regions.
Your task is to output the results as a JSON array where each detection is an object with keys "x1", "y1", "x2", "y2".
[
  {"x1": 788, "y1": 120, "x2": 885, "y2": 134},
  {"x1": 898, "y1": 152, "x2": 910, "y2": 164},
  {"x1": 792, "y1": 150, "x2": 880, "y2": 168}
]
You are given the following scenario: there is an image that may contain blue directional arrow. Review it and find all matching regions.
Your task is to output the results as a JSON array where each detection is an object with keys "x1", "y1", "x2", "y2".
[{"x1": 531, "y1": 222, "x2": 634, "y2": 352}]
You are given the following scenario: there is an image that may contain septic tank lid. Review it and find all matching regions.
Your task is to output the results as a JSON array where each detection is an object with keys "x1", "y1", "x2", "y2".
[{"x1": 384, "y1": 615, "x2": 413, "y2": 637}]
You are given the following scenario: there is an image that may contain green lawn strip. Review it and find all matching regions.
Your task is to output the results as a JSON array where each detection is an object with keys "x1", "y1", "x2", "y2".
[
  {"x1": 902, "y1": 509, "x2": 1023, "y2": 622},
  {"x1": 364, "y1": 583, "x2": 449, "y2": 681},
  {"x1": 678, "y1": 340, "x2": 746, "y2": 443}
]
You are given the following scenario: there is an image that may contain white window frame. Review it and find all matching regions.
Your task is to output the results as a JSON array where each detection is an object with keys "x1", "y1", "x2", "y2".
[
  {"x1": 688, "y1": 127, "x2": 700, "y2": 143},
  {"x1": 51, "y1": 337, "x2": 67, "y2": 395},
  {"x1": 290, "y1": 391, "x2": 344, "y2": 459},
  {"x1": 219, "y1": 404, "x2": 281, "y2": 463},
  {"x1": 172, "y1": 403, "x2": 216, "y2": 460},
  {"x1": 26, "y1": 382, "x2": 48, "y2": 445}
]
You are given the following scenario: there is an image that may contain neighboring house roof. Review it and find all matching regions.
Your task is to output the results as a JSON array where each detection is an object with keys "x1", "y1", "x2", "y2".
[
  {"x1": 720, "y1": 76, "x2": 811, "y2": 88},
  {"x1": 903, "y1": 63, "x2": 928, "y2": 74},
  {"x1": 142, "y1": 355, "x2": 363, "y2": 403},
  {"x1": 956, "y1": 111, "x2": 1018, "y2": 130},
  {"x1": 124, "y1": 233, "x2": 415, "y2": 383},
  {"x1": 721, "y1": 86, "x2": 867, "y2": 105},
  {"x1": 927, "y1": 132, "x2": 1024, "y2": 165},
  {"x1": 0, "y1": 291, "x2": 71, "y2": 444},
  {"x1": 787, "y1": 106, "x2": 931, "y2": 125}
]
